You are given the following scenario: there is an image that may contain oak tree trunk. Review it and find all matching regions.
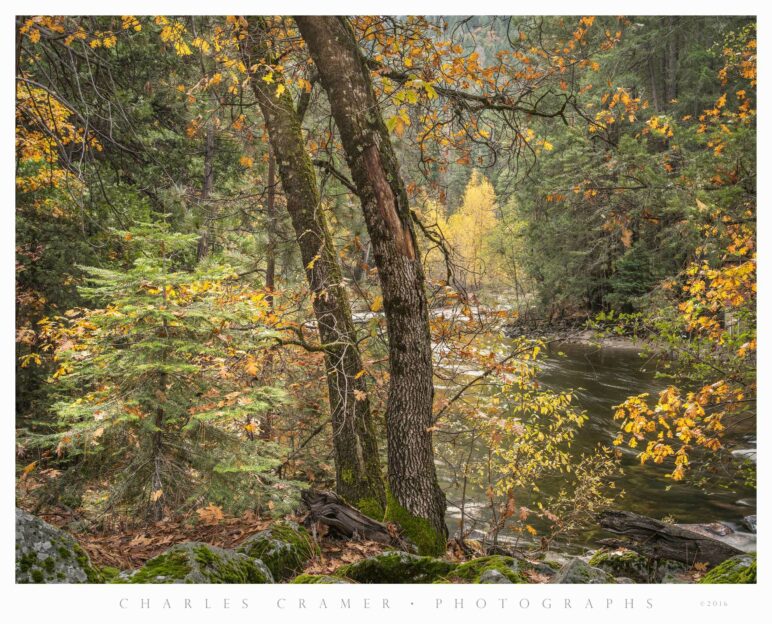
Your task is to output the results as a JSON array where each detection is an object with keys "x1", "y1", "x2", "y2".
[
  {"x1": 241, "y1": 19, "x2": 385, "y2": 511},
  {"x1": 295, "y1": 16, "x2": 447, "y2": 550}
]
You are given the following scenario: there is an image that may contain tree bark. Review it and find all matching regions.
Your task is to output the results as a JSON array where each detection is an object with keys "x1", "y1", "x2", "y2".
[
  {"x1": 295, "y1": 16, "x2": 447, "y2": 550},
  {"x1": 197, "y1": 119, "x2": 216, "y2": 260},
  {"x1": 264, "y1": 149, "x2": 277, "y2": 308},
  {"x1": 241, "y1": 19, "x2": 385, "y2": 511}
]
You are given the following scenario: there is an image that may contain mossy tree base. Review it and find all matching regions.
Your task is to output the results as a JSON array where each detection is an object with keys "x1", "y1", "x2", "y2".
[{"x1": 384, "y1": 490, "x2": 446, "y2": 556}]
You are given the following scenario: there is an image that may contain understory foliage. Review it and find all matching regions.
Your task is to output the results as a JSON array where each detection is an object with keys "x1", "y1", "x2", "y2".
[
  {"x1": 20, "y1": 224, "x2": 295, "y2": 518},
  {"x1": 431, "y1": 311, "x2": 623, "y2": 547}
]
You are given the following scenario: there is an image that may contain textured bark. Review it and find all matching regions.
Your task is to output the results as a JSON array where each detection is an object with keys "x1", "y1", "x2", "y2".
[
  {"x1": 242, "y1": 19, "x2": 385, "y2": 510},
  {"x1": 295, "y1": 16, "x2": 447, "y2": 542},
  {"x1": 598, "y1": 510, "x2": 743, "y2": 567}
]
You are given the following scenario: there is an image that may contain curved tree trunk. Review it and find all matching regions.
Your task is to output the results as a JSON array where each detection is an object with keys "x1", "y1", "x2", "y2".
[
  {"x1": 295, "y1": 16, "x2": 447, "y2": 551},
  {"x1": 241, "y1": 19, "x2": 385, "y2": 512}
]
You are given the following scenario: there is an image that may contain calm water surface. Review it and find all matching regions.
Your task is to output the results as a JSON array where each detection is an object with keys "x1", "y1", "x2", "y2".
[{"x1": 435, "y1": 340, "x2": 756, "y2": 545}]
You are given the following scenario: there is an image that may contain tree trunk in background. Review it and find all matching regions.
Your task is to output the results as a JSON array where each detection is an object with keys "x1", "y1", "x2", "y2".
[
  {"x1": 648, "y1": 56, "x2": 662, "y2": 112},
  {"x1": 264, "y1": 150, "x2": 277, "y2": 308},
  {"x1": 256, "y1": 148, "x2": 278, "y2": 441},
  {"x1": 197, "y1": 121, "x2": 216, "y2": 260},
  {"x1": 666, "y1": 17, "x2": 680, "y2": 104},
  {"x1": 241, "y1": 19, "x2": 385, "y2": 512},
  {"x1": 296, "y1": 16, "x2": 447, "y2": 553}
]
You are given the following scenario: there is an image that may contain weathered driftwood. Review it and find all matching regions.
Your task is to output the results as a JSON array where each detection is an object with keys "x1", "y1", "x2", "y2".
[
  {"x1": 301, "y1": 490, "x2": 409, "y2": 549},
  {"x1": 597, "y1": 510, "x2": 744, "y2": 567}
]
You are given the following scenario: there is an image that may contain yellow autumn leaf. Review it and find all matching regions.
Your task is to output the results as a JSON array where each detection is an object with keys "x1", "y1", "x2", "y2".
[
  {"x1": 370, "y1": 296, "x2": 383, "y2": 312},
  {"x1": 21, "y1": 461, "x2": 38, "y2": 476},
  {"x1": 306, "y1": 254, "x2": 321, "y2": 270},
  {"x1": 244, "y1": 356, "x2": 259, "y2": 376}
]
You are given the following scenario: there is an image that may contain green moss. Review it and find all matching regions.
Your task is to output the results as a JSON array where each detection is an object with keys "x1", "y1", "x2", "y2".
[
  {"x1": 18, "y1": 551, "x2": 37, "y2": 573},
  {"x1": 341, "y1": 469, "x2": 354, "y2": 484},
  {"x1": 129, "y1": 549, "x2": 193, "y2": 584},
  {"x1": 589, "y1": 549, "x2": 651, "y2": 582},
  {"x1": 73, "y1": 544, "x2": 103, "y2": 583},
  {"x1": 237, "y1": 521, "x2": 318, "y2": 581},
  {"x1": 129, "y1": 543, "x2": 273, "y2": 584},
  {"x1": 445, "y1": 556, "x2": 529, "y2": 584},
  {"x1": 292, "y1": 574, "x2": 354, "y2": 584},
  {"x1": 100, "y1": 566, "x2": 121, "y2": 582},
  {"x1": 16, "y1": 509, "x2": 102, "y2": 583},
  {"x1": 552, "y1": 558, "x2": 616, "y2": 584},
  {"x1": 356, "y1": 497, "x2": 385, "y2": 520},
  {"x1": 384, "y1": 490, "x2": 446, "y2": 556},
  {"x1": 589, "y1": 549, "x2": 688, "y2": 583},
  {"x1": 700, "y1": 554, "x2": 756, "y2": 584},
  {"x1": 192, "y1": 545, "x2": 270, "y2": 583},
  {"x1": 542, "y1": 560, "x2": 563, "y2": 571},
  {"x1": 335, "y1": 551, "x2": 456, "y2": 583}
]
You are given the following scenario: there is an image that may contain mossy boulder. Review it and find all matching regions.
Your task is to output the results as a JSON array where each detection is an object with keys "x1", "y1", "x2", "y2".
[
  {"x1": 236, "y1": 521, "x2": 319, "y2": 581},
  {"x1": 127, "y1": 542, "x2": 273, "y2": 584},
  {"x1": 335, "y1": 551, "x2": 456, "y2": 583},
  {"x1": 588, "y1": 549, "x2": 651, "y2": 582},
  {"x1": 589, "y1": 549, "x2": 688, "y2": 583},
  {"x1": 551, "y1": 558, "x2": 616, "y2": 584},
  {"x1": 445, "y1": 555, "x2": 529, "y2": 584},
  {"x1": 699, "y1": 554, "x2": 756, "y2": 584},
  {"x1": 16, "y1": 508, "x2": 102, "y2": 583},
  {"x1": 292, "y1": 574, "x2": 354, "y2": 584}
]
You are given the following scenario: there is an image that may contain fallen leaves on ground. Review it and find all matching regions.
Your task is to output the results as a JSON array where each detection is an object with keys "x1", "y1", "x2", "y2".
[
  {"x1": 301, "y1": 539, "x2": 387, "y2": 576},
  {"x1": 28, "y1": 504, "x2": 389, "y2": 576}
]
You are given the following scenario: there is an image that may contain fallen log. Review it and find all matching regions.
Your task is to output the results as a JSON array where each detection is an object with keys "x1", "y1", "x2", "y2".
[
  {"x1": 301, "y1": 490, "x2": 411, "y2": 550},
  {"x1": 597, "y1": 510, "x2": 744, "y2": 567}
]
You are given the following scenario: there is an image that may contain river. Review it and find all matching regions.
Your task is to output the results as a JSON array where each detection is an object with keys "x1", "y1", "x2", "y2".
[{"x1": 434, "y1": 339, "x2": 757, "y2": 549}]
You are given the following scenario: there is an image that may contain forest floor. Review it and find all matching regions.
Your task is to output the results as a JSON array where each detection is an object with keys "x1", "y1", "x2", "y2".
[{"x1": 30, "y1": 505, "x2": 389, "y2": 576}]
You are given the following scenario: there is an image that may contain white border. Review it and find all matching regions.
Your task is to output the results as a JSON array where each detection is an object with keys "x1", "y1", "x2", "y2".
[{"x1": 2, "y1": 3, "x2": 768, "y2": 623}]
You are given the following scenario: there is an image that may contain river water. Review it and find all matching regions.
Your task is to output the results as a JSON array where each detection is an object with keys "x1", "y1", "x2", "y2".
[{"x1": 434, "y1": 340, "x2": 757, "y2": 547}]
